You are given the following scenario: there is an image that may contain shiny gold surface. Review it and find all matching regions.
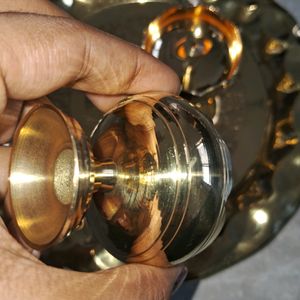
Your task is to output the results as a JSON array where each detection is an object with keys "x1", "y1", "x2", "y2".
[
  {"x1": 88, "y1": 93, "x2": 231, "y2": 265},
  {"x1": 54, "y1": 149, "x2": 75, "y2": 205},
  {"x1": 8, "y1": 106, "x2": 75, "y2": 248},
  {"x1": 92, "y1": 161, "x2": 117, "y2": 191},
  {"x1": 143, "y1": 5, "x2": 243, "y2": 96},
  {"x1": 43, "y1": 0, "x2": 300, "y2": 278},
  {"x1": 277, "y1": 73, "x2": 300, "y2": 94},
  {"x1": 53, "y1": 0, "x2": 176, "y2": 21},
  {"x1": 6, "y1": 105, "x2": 94, "y2": 249},
  {"x1": 265, "y1": 38, "x2": 288, "y2": 55},
  {"x1": 6, "y1": 94, "x2": 232, "y2": 266}
]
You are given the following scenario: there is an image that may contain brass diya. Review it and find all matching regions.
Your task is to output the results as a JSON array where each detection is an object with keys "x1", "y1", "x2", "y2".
[{"x1": 5, "y1": 93, "x2": 232, "y2": 266}]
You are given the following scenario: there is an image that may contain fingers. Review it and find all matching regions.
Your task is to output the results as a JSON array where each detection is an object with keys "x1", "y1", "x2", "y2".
[
  {"x1": 41, "y1": 263, "x2": 185, "y2": 300},
  {"x1": 0, "y1": 225, "x2": 186, "y2": 300},
  {"x1": 89, "y1": 264, "x2": 185, "y2": 300},
  {"x1": 0, "y1": 0, "x2": 70, "y2": 17},
  {"x1": 0, "y1": 216, "x2": 41, "y2": 261},
  {"x1": 2, "y1": 204, "x2": 185, "y2": 300},
  {"x1": 0, "y1": 13, "x2": 180, "y2": 113},
  {"x1": 0, "y1": 246, "x2": 185, "y2": 300}
]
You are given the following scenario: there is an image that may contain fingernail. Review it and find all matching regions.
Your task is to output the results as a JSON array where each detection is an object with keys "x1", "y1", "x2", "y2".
[{"x1": 172, "y1": 267, "x2": 188, "y2": 295}]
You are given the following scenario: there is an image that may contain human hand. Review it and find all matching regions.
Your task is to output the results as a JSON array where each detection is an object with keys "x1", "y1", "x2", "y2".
[{"x1": 0, "y1": 1, "x2": 186, "y2": 299}]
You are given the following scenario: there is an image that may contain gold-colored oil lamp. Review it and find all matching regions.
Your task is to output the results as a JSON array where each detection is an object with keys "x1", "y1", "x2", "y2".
[{"x1": 5, "y1": 93, "x2": 231, "y2": 266}]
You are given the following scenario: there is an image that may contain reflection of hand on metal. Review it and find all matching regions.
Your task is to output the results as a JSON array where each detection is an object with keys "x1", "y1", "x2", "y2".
[
  {"x1": 124, "y1": 99, "x2": 158, "y2": 162},
  {"x1": 128, "y1": 194, "x2": 169, "y2": 266},
  {"x1": 93, "y1": 93, "x2": 162, "y2": 246},
  {"x1": 123, "y1": 92, "x2": 171, "y2": 162},
  {"x1": 93, "y1": 104, "x2": 159, "y2": 239},
  {"x1": 144, "y1": 6, "x2": 242, "y2": 97},
  {"x1": 0, "y1": 101, "x2": 23, "y2": 145},
  {"x1": 88, "y1": 93, "x2": 231, "y2": 272}
]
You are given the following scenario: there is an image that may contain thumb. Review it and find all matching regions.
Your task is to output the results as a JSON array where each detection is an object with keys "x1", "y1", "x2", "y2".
[
  {"x1": 49, "y1": 263, "x2": 187, "y2": 300},
  {"x1": 96, "y1": 264, "x2": 188, "y2": 299},
  {"x1": 1, "y1": 217, "x2": 187, "y2": 300}
]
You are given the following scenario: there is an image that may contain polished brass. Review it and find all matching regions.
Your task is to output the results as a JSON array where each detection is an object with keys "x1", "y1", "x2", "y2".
[
  {"x1": 277, "y1": 73, "x2": 300, "y2": 94},
  {"x1": 54, "y1": 149, "x2": 75, "y2": 205},
  {"x1": 143, "y1": 5, "x2": 243, "y2": 97},
  {"x1": 43, "y1": 0, "x2": 300, "y2": 278},
  {"x1": 265, "y1": 38, "x2": 289, "y2": 55},
  {"x1": 6, "y1": 94, "x2": 232, "y2": 266},
  {"x1": 239, "y1": 4, "x2": 259, "y2": 23},
  {"x1": 6, "y1": 105, "x2": 93, "y2": 248}
]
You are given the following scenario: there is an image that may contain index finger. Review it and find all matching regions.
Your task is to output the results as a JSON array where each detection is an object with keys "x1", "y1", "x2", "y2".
[{"x1": 0, "y1": 13, "x2": 180, "y2": 113}]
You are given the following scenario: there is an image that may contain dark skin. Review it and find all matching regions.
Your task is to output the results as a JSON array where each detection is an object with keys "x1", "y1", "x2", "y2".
[{"x1": 0, "y1": 1, "x2": 184, "y2": 299}]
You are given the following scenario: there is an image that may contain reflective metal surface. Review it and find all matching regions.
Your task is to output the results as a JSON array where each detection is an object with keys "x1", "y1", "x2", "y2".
[
  {"x1": 53, "y1": 0, "x2": 177, "y2": 48},
  {"x1": 47, "y1": 0, "x2": 300, "y2": 278},
  {"x1": 143, "y1": 6, "x2": 242, "y2": 97},
  {"x1": 183, "y1": 1, "x2": 300, "y2": 278},
  {"x1": 5, "y1": 94, "x2": 232, "y2": 266},
  {"x1": 53, "y1": 0, "x2": 177, "y2": 24},
  {"x1": 88, "y1": 94, "x2": 232, "y2": 265},
  {"x1": 5, "y1": 104, "x2": 93, "y2": 249}
]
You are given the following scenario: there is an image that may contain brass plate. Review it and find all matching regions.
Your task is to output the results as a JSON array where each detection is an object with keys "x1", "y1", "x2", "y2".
[
  {"x1": 45, "y1": 0, "x2": 300, "y2": 277},
  {"x1": 143, "y1": 6, "x2": 242, "y2": 96}
]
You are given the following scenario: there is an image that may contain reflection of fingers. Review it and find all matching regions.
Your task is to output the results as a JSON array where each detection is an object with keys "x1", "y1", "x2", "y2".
[
  {"x1": 0, "y1": 146, "x2": 11, "y2": 201},
  {"x1": 125, "y1": 103, "x2": 155, "y2": 130}
]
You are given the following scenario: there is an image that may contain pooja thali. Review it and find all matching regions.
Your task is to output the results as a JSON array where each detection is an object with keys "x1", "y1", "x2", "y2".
[{"x1": 46, "y1": 0, "x2": 300, "y2": 278}]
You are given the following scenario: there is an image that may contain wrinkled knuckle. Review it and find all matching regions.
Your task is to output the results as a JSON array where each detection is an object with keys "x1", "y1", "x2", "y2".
[
  {"x1": 78, "y1": 29, "x2": 93, "y2": 80},
  {"x1": 148, "y1": 285, "x2": 169, "y2": 300},
  {"x1": 124, "y1": 50, "x2": 142, "y2": 91}
]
